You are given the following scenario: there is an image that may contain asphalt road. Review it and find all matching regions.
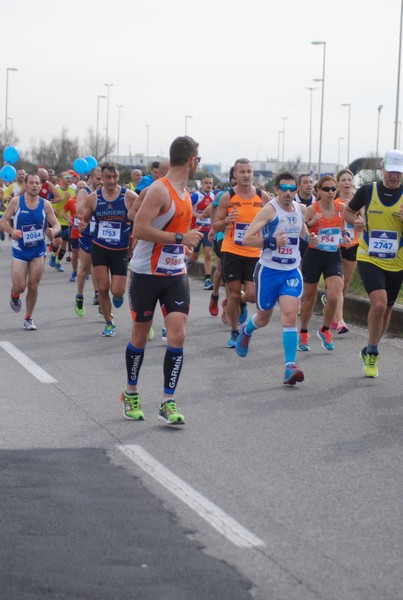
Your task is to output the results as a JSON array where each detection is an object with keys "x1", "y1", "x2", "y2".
[{"x1": 0, "y1": 239, "x2": 402, "y2": 600}]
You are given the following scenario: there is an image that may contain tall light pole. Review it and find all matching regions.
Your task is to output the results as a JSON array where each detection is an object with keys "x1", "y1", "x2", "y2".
[
  {"x1": 394, "y1": 0, "x2": 403, "y2": 147},
  {"x1": 185, "y1": 115, "x2": 192, "y2": 135},
  {"x1": 95, "y1": 95, "x2": 106, "y2": 160},
  {"x1": 341, "y1": 103, "x2": 351, "y2": 166},
  {"x1": 115, "y1": 105, "x2": 123, "y2": 164},
  {"x1": 146, "y1": 124, "x2": 149, "y2": 169},
  {"x1": 281, "y1": 116, "x2": 288, "y2": 165},
  {"x1": 376, "y1": 104, "x2": 383, "y2": 159},
  {"x1": 5, "y1": 67, "x2": 18, "y2": 147},
  {"x1": 311, "y1": 40, "x2": 326, "y2": 178},
  {"x1": 307, "y1": 87, "x2": 316, "y2": 172},
  {"x1": 337, "y1": 137, "x2": 344, "y2": 172},
  {"x1": 277, "y1": 130, "x2": 283, "y2": 168},
  {"x1": 104, "y1": 82, "x2": 113, "y2": 156}
]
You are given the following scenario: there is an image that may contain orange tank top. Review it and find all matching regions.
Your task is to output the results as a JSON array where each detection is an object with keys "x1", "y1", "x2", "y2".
[
  {"x1": 221, "y1": 190, "x2": 263, "y2": 257},
  {"x1": 308, "y1": 199, "x2": 345, "y2": 249}
]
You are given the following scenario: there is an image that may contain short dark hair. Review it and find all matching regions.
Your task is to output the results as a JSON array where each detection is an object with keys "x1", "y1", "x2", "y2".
[
  {"x1": 169, "y1": 136, "x2": 199, "y2": 166},
  {"x1": 229, "y1": 166, "x2": 235, "y2": 181},
  {"x1": 234, "y1": 158, "x2": 252, "y2": 170},
  {"x1": 275, "y1": 171, "x2": 296, "y2": 186},
  {"x1": 150, "y1": 161, "x2": 160, "y2": 170},
  {"x1": 101, "y1": 163, "x2": 118, "y2": 174},
  {"x1": 336, "y1": 168, "x2": 353, "y2": 181},
  {"x1": 297, "y1": 173, "x2": 313, "y2": 185}
]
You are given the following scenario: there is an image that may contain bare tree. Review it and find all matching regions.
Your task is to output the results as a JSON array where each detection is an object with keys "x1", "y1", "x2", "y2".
[
  {"x1": 0, "y1": 127, "x2": 20, "y2": 157},
  {"x1": 29, "y1": 129, "x2": 80, "y2": 172},
  {"x1": 82, "y1": 128, "x2": 115, "y2": 164}
]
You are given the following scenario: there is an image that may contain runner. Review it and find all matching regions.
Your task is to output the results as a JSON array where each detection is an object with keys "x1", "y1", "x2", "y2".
[
  {"x1": 344, "y1": 149, "x2": 403, "y2": 377},
  {"x1": 235, "y1": 171, "x2": 318, "y2": 384},
  {"x1": 0, "y1": 173, "x2": 60, "y2": 330},
  {"x1": 121, "y1": 136, "x2": 203, "y2": 425}
]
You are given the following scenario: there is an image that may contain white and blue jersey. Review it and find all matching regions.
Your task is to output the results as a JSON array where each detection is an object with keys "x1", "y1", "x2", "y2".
[
  {"x1": 12, "y1": 195, "x2": 47, "y2": 261},
  {"x1": 260, "y1": 199, "x2": 303, "y2": 271},
  {"x1": 93, "y1": 186, "x2": 131, "y2": 250}
]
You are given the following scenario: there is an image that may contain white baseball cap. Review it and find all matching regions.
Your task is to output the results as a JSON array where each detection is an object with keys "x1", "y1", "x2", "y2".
[{"x1": 383, "y1": 149, "x2": 403, "y2": 173}]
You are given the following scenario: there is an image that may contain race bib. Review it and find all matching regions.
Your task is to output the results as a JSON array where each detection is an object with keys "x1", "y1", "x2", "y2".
[
  {"x1": 317, "y1": 227, "x2": 341, "y2": 252},
  {"x1": 272, "y1": 237, "x2": 299, "y2": 264},
  {"x1": 234, "y1": 222, "x2": 248, "y2": 245},
  {"x1": 195, "y1": 212, "x2": 210, "y2": 227},
  {"x1": 368, "y1": 230, "x2": 398, "y2": 259},
  {"x1": 21, "y1": 224, "x2": 44, "y2": 247},
  {"x1": 156, "y1": 244, "x2": 185, "y2": 275},
  {"x1": 98, "y1": 220, "x2": 121, "y2": 245}
]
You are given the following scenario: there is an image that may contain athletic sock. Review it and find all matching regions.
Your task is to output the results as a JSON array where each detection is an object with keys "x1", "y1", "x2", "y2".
[
  {"x1": 163, "y1": 346, "x2": 183, "y2": 395},
  {"x1": 367, "y1": 344, "x2": 379, "y2": 355},
  {"x1": 283, "y1": 327, "x2": 298, "y2": 365},
  {"x1": 245, "y1": 314, "x2": 259, "y2": 336},
  {"x1": 126, "y1": 343, "x2": 145, "y2": 386}
]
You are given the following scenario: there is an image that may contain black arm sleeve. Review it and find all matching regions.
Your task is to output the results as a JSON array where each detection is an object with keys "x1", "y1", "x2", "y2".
[{"x1": 348, "y1": 184, "x2": 371, "y2": 212}]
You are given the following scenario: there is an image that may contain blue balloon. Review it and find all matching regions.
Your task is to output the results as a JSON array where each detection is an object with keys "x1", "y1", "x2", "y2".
[
  {"x1": 0, "y1": 164, "x2": 17, "y2": 182},
  {"x1": 84, "y1": 156, "x2": 98, "y2": 171},
  {"x1": 3, "y1": 146, "x2": 19, "y2": 165},
  {"x1": 73, "y1": 158, "x2": 89, "y2": 175}
]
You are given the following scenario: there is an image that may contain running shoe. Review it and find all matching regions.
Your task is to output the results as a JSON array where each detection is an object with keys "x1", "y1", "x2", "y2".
[
  {"x1": 120, "y1": 391, "x2": 144, "y2": 420},
  {"x1": 55, "y1": 262, "x2": 64, "y2": 272},
  {"x1": 69, "y1": 271, "x2": 77, "y2": 282},
  {"x1": 75, "y1": 295, "x2": 85, "y2": 317},
  {"x1": 23, "y1": 318, "x2": 37, "y2": 331},
  {"x1": 112, "y1": 295, "x2": 124, "y2": 308},
  {"x1": 239, "y1": 303, "x2": 248, "y2": 325},
  {"x1": 10, "y1": 295, "x2": 21, "y2": 313},
  {"x1": 337, "y1": 320, "x2": 349, "y2": 334},
  {"x1": 235, "y1": 324, "x2": 251, "y2": 357},
  {"x1": 209, "y1": 294, "x2": 219, "y2": 316},
  {"x1": 221, "y1": 299, "x2": 229, "y2": 325},
  {"x1": 359, "y1": 348, "x2": 379, "y2": 378},
  {"x1": 298, "y1": 332, "x2": 310, "y2": 351},
  {"x1": 102, "y1": 321, "x2": 116, "y2": 337},
  {"x1": 161, "y1": 326, "x2": 167, "y2": 342},
  {"x1": 92, "y1": 291, "x2": 99, "y2": 305},
  {"x1": 283, "y1": 364, "x2": 304, "y2": 385},
  {"x1": 203, "y1": 278, "x2": 213, "y2": 290},
  {"x1": 148, "y1": 325, "x2": 154, "y2": 340},
  {"x1": 158, "y1": 400, "x2": 185, "y2": 425},
  {"x1": 330, "y1": 319, "x2": 338, "y2": 330},
  {"x1": 65, "y1": 253, "x2": 72, "y2": 263},
  {"x1": 227, "y1": 331, "x2": 238, "y2": 348},
  {"x1": 49, "y1": 255, "x2": 56, "y2": 268},
  {"x1": 317, "y1": 328, "x2": 334, "y2": 351}
]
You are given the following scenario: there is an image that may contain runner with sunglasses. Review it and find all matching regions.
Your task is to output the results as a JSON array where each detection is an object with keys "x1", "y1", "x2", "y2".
[
  {"x1": 299, "y1": 175, "x2": 351, "y2": 352},
  {"x1": 234, "y1": 171, "x2": 317, "y2": 384}
]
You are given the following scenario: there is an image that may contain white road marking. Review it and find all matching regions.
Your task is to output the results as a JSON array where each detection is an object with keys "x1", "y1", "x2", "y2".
[
  {"x1": 118, "y1": 444, "x2": 265, "y2": 549},
  {"x1": 0, "y1": 341, "x2": 57, "y2": 383}
]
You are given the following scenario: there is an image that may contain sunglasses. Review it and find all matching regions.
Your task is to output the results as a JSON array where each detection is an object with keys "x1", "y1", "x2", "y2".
[
  {"x1": 278, "y1": 184, "x2": 297, "y2": 192},
  {"x1": 321, "y1": 186, "x2": 337, "y2": 192}
]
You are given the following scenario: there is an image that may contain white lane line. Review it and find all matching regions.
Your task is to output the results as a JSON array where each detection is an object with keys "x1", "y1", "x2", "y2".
[
  {"x1": 0, "y1": 341, "x2": 57, "y2": 383},
  {"x1": 118, "y1": 443, "x2": 265, "y2": 549}
]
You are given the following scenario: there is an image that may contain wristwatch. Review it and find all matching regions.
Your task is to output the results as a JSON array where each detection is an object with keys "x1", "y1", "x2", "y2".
[{"x1": 175, "y1": 233, "x2": 184, "y2": 244}]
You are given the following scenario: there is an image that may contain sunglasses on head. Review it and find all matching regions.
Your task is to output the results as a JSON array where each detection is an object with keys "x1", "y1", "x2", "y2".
[
  {"x1": 278, "y1": 183, "x2": 297, "y2": 192},
  {"x1": 321, "y1": 185, "x2": 337, "y2": 192}
]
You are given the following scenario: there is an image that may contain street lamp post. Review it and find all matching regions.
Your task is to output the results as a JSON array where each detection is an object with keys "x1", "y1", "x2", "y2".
[
  {"x1": 307, "y1": 87, "x2": 316, "y2": 172},
  {"x1": 376, "y1": 104, "x2": 383, "y2": 159},
  {"x1": 116, "y1": 105, "x2": 123, "y2": 164},
  {"x1": 5, "y1": 67, "x2": 18, "y2": 147},
  {"x1": 312, "y1": 41, "x2": 326, "y2": 178},
  {"x1": 337, "y1": 137, "x2": 344, "y2": 172},
  {"x1": 281, "y1": 116, "x2": 288, "y2": 166},
  {"x1": 394, "y1": 0, "x2": 403, "y2": 147},
  {"x1": 277, "y1": 130, "x2": 283, "y2": 169},
  {"x1": 185, "y1": 115, "x2": 192, "y2": 135},
  {"x1": 95, "y1": 95, "x2": 106, "y2": 160},
  {"x1": 146, "y1": 124, "x2": 149, "y2": 169},
  {"x1": 341, "y1": 103, "x2": 351, "y2": 166},
  {"x1": 104, "y1": 83, "x2": 113, "y2": 156}
]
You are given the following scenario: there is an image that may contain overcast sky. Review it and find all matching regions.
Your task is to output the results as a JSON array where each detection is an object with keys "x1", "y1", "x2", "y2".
[{"x1": 2, "y1": 0, "x2": 402, "y2": 170}]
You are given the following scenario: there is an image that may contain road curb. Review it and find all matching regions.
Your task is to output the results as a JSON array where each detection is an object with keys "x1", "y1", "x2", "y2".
[{"x1": 188, "y1": 260, "x2": 403, "y2": 336}]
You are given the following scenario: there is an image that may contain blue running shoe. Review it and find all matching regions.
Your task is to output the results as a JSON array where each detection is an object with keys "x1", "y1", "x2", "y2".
[
  {"x1": 283, "y1": 364, "x2": 304, "y2": 385},
  {"x1": 49, "y1": 255, "x2": 56, "y2": 268},
  {"x1": 112, "y1": 295, "x2": 124, "y2": 308},
  {"x1": 239, "y1": 303, "x2": 248, "y2": 325},
  {"x1": 102, "y1": 321, "x2": 116, "y2": 337},
  {"x1": 226, "y1": 331, "x2": 238, "y2": 348},
  {"x1": 317, "y1": 328, "x2": 334, "y2": 351},
  {"x1": 55, "y1": 262, "x2": 64, "y2": 272},
  {"x1": 235, "y1": 324, "x2": 251, "y2": 357}
]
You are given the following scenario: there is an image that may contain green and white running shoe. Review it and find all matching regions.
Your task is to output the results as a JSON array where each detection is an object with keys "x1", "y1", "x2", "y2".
[
  {"x1": 75, "y1": 295, "x2": 85, "y2": 317},
  {"x1": 158, "y1": 400, "x2": 185, "y2": 425},
  {"x1": 359, "y1": 348, "x2": 379, "y2": 377},
  {"x1": 120, "y1": 391, "x2": 144, "y2": 420},
  {"x1": 102, "y1": 321, "x2": 116, "y2": 337}
]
